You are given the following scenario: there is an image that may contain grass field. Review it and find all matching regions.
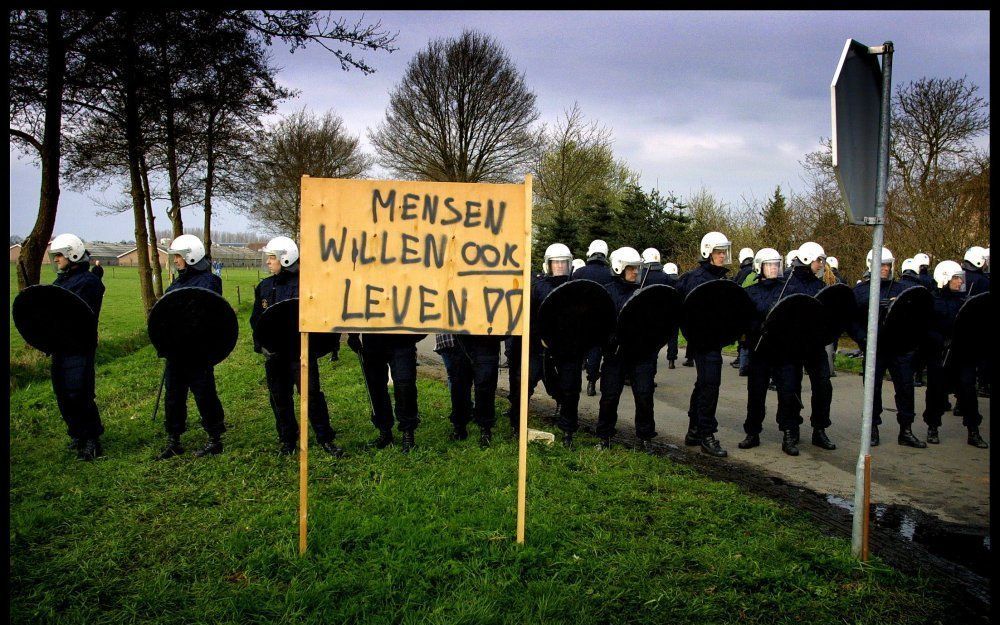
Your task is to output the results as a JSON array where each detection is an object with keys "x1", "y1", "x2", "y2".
[{"x1": 9, "y1": 265, "x2": 961, "y2": 624}]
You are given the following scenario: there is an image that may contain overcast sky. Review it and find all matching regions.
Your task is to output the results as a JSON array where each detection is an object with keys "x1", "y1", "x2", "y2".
[{"x1": 9, "y1": 10, "x2": 990, "y2": 242}]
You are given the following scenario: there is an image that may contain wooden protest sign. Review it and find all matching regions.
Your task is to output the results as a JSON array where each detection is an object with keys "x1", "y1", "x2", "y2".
[{"x1": 297, "y1": 176, "x2": 533, "y2": 554}]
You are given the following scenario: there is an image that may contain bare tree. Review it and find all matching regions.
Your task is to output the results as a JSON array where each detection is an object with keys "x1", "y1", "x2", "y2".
[
  {"x1": 369, "y1": 30, "x2": 539, "y2": 183},
  {"x1": 235, "y1": 109, "x2": 373, "y2": 235}
]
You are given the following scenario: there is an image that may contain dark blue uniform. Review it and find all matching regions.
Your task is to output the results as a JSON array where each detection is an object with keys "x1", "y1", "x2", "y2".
[
  {"x1": 440, "y1": 334, "x2": 503, "y2": 434},
  {"x1": 848, "y1": 278, "x2": 915, "y2": 428},
  {"x1": 733, "y1": 259, "x2": 754, "y2": 288},
  {"x1": 162, "y1": 264, "x2": 226, "y2": 440},
  {"x1": 354, "y1": 332, "x2": 426, "y2": 435},
  {"x1": 675, "y1": 260, "x2": 730, "y2": 436},
  {"x1": 52, "y1": 262, "x2": 106, "y2": 444},
  {"x1": 250, "y1": 266, "x2": 337, "y2": 446},
  {"x1": 962, "y1": 263, "x2": 990, "y2": 296},
  {"x1": 742, "y1": 275, "x2": 799, "y2": 435},
  {"x1": 507, "y1": 274, "x2": 580, "y2": 433},
  {"x1": 639, "y1": 264, "x2": 682, "y2": 364},
  {"x1": 922, "y1": 286, "x2": 983, "y2": 430},
  {"x1": 783, "y1": 266, "x2": 833, "y2": 431},
  {"x1": 595, "y1": 277, "x2": 659, "y2": 441},
  {"x1": 573, "y1": 259, "x2": 615, "y2": 385},
  {"x1": 917, "y1": 267, "x2": 934, "y2": 290},
  {"x1": 731, "y1": 259, "x2": 756, "y2": 372}
]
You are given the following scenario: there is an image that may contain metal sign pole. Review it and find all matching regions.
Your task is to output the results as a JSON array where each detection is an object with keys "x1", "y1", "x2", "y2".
[{"x1": 852, "y1": 41, "x2": 893, "y2": 560}]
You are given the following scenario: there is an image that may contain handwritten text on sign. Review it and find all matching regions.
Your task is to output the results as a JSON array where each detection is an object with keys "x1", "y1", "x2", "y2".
[{"x1": 300, "y1": 178, "x2": 528, "y2": 335}]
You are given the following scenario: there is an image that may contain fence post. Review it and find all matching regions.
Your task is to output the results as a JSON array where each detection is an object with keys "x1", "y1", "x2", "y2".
[{"x1": 236, "y1": 285, "x2": 241, "y2": 306}]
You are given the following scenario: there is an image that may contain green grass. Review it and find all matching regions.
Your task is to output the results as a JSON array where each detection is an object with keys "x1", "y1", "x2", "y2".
[{"x1": 9, "y1": 265, "x2": 962, "y2": 624}]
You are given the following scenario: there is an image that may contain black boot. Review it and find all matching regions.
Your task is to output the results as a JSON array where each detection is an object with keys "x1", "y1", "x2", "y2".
[
  {"x1": 194, "y1": 435, "x2": 223, "y2": 457},
  {"x1": 730, "y1": 359, "x2": 741, "y2": 368},
  {"x1": 926, "y1": 426, "x2": 940, "y2": 444},
  {"x1": 401, "y1": 431, "x2": 416, "y2": 453},
  {"x1": 320, "y1": 440, "x2": 345, "y2": 457},
  {"x1": 77, "y1": 438, "x2": 102, "y2": 461},
  {"x1": 448, "y1": 425, "x2": 469, "y2": 441},
  {"x1": 67, "y1": 437, "x2": 83, "y2": 452},
  {"x1": 968, "y1": 428, "x2": 989, "y2": 449},
  {"x1": 913, "y1": 371, "x2": 925, "y2": 387},
  {"x1": 561, "y1": 432, "x2": 574, "y2": 449},
  {"x1": 586, "y1": 380, "x2": 597, "y2": 397},
  {"x1": 700, "y1": 434, "x2": 727, "y2": 457},
  {"x1": 479, "y1": 429, "x2": 492, "y2": 448},
  {"x1": 682, "y1": 358, "x2": 694, "y2": 367},
  {"x1": 638, "y1": 439, "x2": 655, "y2": 454},
  {"x1": 595, "y1": 436, "x2": 612, "y2": 450},
  {"x1": 737, "y1": 433, "x2": 760, "y2": 449},
  {"x1": 782, "y1": 430, "x2": 800, "y2": 456},
  {"x1": 811, "y1": 428, "x2": 836, "y2": 450},
  {"x1": 371, "y1": 429, "x2": 394, "y2": 449},
  {"x1": 684, "y1": 426, "x2": 701, "y2": 446},
  {"x1": 278, "y1": 440, "x2": 297, "y2": 455},
  {"x1": 870, "y1": 424, "x2": 880, "y2": 447},
  {"x1": 155, "y1": 434, "x2": 184, "y2": 460},
  {"x1": 668, "y1": 360, "x2": 676, "y2": 370},
  {"x1": 897, "y1": 426, "x2": 927, "y2": 449}
]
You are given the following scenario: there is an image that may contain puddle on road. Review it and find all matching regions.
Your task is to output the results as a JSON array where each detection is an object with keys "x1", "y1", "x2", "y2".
[{"x1": 825, "y1": 494, "x2": 991, "y2": 577}]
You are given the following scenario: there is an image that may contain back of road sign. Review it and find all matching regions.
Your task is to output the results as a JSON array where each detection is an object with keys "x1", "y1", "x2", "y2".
[{"x1": 831, "y1": 39, "x2": 883, "y2": 225}]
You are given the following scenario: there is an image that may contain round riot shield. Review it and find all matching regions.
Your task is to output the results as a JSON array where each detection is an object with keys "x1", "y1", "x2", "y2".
[
  {"x1": 951, "y1": 292, "x2": 989, "y2": 362},
  {"x1": 616, "y1": 284, "x2": 683, "y2": 359},
  {"x1": 879, "y1": 286, "x2": 934, "y2": 355},
  {"x1": 537, "y1": 279, "x2": 616, "y2": 358},
  {"x1": 12, "y1": 285, "x2": 98, "y2": 355},
  {"x1": 816, "y1": 283, "x2": 855, "y2": 345},
  {"x1": 755, "y1": 294, "x2": 827, "y2": 360},
  {"x1": 681, "y1": 280, "x2": 755, "y2": 350},
  {"x1": 253, "y1": 298, "x2": 338, "y2": 358},
  {"x1": 148, "y1": 287, "x2": 238, "y2": 366}
]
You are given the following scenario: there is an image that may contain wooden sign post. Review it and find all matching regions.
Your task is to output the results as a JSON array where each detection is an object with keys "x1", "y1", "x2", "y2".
[{"x1": 297, "y1": 176, "x2": 532, "y2": 554}]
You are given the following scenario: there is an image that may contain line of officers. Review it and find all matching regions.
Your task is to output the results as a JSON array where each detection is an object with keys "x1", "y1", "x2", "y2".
[{"x1": 40, "y1": 231, "x2": 989, "y2": 461}]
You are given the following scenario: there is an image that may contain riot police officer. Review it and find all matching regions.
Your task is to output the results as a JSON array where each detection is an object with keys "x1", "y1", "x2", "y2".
[
  {"x1": 848, "y1": 247, "x2": 926, "y2": 448},
  {"x1": 663, "y1": 262, "x2": 681, "y2": 369},
  {"x1": 509, "y1": 243, "x2": 583, "y2": 445},
  {"x1": 573, "y1": 239, "x2": 615, "y2": 397},
  {"x1": 675, "y1": 231, "x2": 734, "y2": 457},
  {"x1": 156, "y1": 234, "x2": 228, "y2": 460},
  {"x1": 438, "y1": 331, "x2": 504, "y2": 447},
  {"x1": 900, "y1": 258, "x2": 926, "y2": 288},
  {"x1": 738, "y1": 248, "x2": 800, "y2": 454},
  {"x1": 638, "y1": 248, "x2": 671, "y2": 286},
  {"x1": 250, "y1": 237, "x2": 344, "y2": 457},
  {"x1": 731, "y1": 247, "x2": 756, "y2": 374},
  {"x1": 961, "y1": 246, "x2": 991, "y2": 399},
  {"x1": 921, "y1": 261, "x2": 988, "y2": 448},
  {"x1": 48, "y1": 234, "x2": 106, "y2": 460},
  {"x1": 913, "y1": 253, "x2": 934, "y2": 289},
  {"x1": 596, "y1": 247, "x2": 660, "y2": 451},
  {"x1": 352, "y1": 330, "x2": 425, "y2": 453}
]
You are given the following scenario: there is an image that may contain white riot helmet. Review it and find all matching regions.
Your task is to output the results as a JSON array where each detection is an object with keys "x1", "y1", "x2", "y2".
[
  {"x1": 572, "y1": 258, "x2": 585, "y2": 272},
  {"x1": 933, "y1": 260, "x2": 965, "y2": 290},
  {"x1": 641, "y1": 247, "x2": 661, "y2": 264},
  {"x1": 901, "y1": 258, "x2": 919, "y2": 275},
  {"x1": 49, "y1": 233, "x2": 88, "y2": 263},
  {"x1": 263, "y1": 236, "x2": 299, "y2": 268},
  {"x1": 611, "y1": 246, "x2": 643, "y2": 277},
  {"x1": 865, "y1": 246, "x2": 895, "y2": 274},
  {"x1": 738, "y1": 247, "x2": 754, "y2": 264},
  {"x1": 586, "y1": 239, "x2": 609, "y2": 259},
  {"x1": 168, "y1": 234, "x2": 207, "y2": 266},
  {"x1": 826, "y1": 256, "x2": 839, "y2": 270},
  {"x1": 796, "y1": 241, "x2": 826, "y2": 265},
  {"x1": 785, "y1": 249, "x2": 798, "y2": 266},
  {"x1": 753, "y1": 247, "x2": 783, "y2": 278},
  {"x1": 542, "y1": 242, "x2": 573, "y2": 276},
  {"x1": 700, "y1": 231, "x2": 732, "y2": 263},
  {"x1": 913, "y1": 252, "x2": 930, "y2": 269},
  {"x1": 664, "y1": 262, "x2": 679, "y2": 275},
  {"x1": 964, "y1": 245, "x2": 989, "y2": 269}
]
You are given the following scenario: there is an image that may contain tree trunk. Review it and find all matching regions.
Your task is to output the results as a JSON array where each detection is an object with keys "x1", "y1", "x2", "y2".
[
  {"x1": 17, "y1": 10, "x2": 65, "y2": 291},
  {"x1": 140, "y1": 154, "x2": 164, "y2": 297},
  {"x1": 203, "y1": 110, "x2": 216, "y2": 254},
  {"x1": 161, "y1": 44, "x2": 184, "y2": 238},
  {"x1": 123, "y1": 12, "x2": 157, "y2": 316}
]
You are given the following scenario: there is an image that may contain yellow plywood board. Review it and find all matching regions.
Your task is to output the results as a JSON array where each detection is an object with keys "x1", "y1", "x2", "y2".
[{"x1": 300, "y1": 177, "x2": 529, "y2": 335}]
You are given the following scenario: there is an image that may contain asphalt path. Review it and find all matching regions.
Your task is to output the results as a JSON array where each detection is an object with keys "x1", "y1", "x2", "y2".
[{"x1": 413, "y1": 336, "x2": 990, "y2": 527}]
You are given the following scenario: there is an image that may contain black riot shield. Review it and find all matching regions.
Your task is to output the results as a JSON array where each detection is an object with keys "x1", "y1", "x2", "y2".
[
  {"x1": 681, "y1": 280, "x2": 755, "y2": 350},
  {"x1": 755, "y1": 294, "x2": 827, "y2": 360},
  {"x1": 147, "y1": 287, "x2": 239, "y2": 366},
  {"x1": 816, "y1": 283, "x2": 855, "y2": 345},
  {"x1": 878, "y1": 286, "x2": 934, "y2": 355},
  {"x1": 537, "y1": 279, "x2": 616, "y2": 358},
  {"x1": 615, "y1": 284, "x2": 683, "y2": 359},
  {"x1": 12, "y1": 285, "x2": 98, "y2": 355},
  {"x1": 253, "y1": 298, "x2": 338, "y2": 359},
  {"x1": 949, "y1": 292, "x2": 989, "y2": 364}
]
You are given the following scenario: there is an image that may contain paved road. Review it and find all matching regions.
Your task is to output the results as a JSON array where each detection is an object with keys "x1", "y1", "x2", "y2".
[{"x1": 414, "y1": 337, "x2": 990, "y2": 527}]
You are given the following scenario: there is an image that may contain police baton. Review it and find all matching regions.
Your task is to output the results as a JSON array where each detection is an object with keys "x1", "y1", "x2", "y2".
[{"x1": 151, "y1": 364, "x2": 166, "y2": 422}]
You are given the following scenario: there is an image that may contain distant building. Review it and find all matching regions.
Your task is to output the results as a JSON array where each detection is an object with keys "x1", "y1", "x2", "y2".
[{"x1": 117, "y1": 246, "x2": 170, "y2": 268}]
